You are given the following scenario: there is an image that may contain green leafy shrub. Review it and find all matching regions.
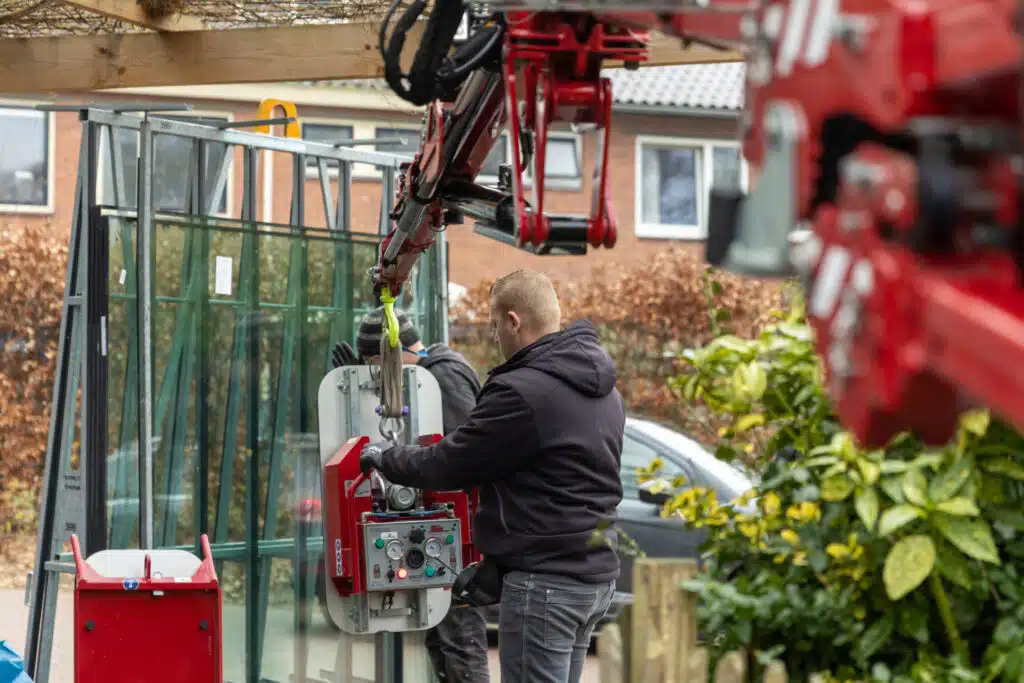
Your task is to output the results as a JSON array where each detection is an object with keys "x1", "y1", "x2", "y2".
[{"x1": 649, "y1": 295, "x2": 1024, "y2": 682}]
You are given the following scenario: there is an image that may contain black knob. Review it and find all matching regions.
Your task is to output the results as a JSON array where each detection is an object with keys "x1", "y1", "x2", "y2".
[
  {"x1": 85, "y1": 621, "x2": 95, "y2": 632},
  {"x1": 387, "y1": 568, "x2": 395, "y2": 582},
  {"x1": 409, "y1": 528, "x2": 425, "y2": 544},
  {"x1": 200, "y1": 620, "x2": 209, "y2": 630}
]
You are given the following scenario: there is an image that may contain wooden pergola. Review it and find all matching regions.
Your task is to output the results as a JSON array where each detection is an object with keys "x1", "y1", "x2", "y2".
[{"x1": 0, "y1": 0, "x2": 741, "y2": 93}]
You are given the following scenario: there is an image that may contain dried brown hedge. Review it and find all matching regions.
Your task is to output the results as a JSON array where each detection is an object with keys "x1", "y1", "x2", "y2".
[
  {"x1": 450, "y1": 247, "x2": 784, "y2": 445},
  {"x1": 0, "y1": 222, "x2": 67, "y2": 533}
]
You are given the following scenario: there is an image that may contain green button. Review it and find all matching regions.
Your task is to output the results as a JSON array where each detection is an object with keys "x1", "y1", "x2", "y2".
[
  {"x1": 445, "y1": 535, "x2": 454, "y2": 544},
  {"x1": 375, "y1": 538, "x2": 385, "y2": 549},
  {"x1": 425, "y1": 566, "x2": 436, "y2": 577}
]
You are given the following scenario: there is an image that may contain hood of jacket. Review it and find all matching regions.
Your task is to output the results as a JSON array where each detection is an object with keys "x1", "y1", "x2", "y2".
[{"x1": 491, "y1": 320, "x2": 617, "y2": 398}]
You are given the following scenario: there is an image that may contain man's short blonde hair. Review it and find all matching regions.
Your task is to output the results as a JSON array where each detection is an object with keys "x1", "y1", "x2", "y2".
[{"x1": 489, "y1": 269, "x2": 561, "y2": 333}]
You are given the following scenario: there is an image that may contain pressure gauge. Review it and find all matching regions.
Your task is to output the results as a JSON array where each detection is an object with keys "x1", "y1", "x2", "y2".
[
  {"x1": 385, "y1": 540, "x2": 404, "y2": 561},
  {"x1": 424, "y1": 538, "x2": 443, "y2": 558}
]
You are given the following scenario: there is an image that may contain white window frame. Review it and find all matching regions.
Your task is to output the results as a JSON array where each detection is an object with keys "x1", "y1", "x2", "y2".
[
  {"x1": 0, "y1": 101, "x2": 56, "y2": 215},
  {"x1": 95, "y1": 108, "x2": 236, "y2": 218},
  {"x1": 477, "y1": 130, "x2": 583, "y2": 191},
  {"x1": 634, "y1": 135, "x2": 750, "y2": 240}
]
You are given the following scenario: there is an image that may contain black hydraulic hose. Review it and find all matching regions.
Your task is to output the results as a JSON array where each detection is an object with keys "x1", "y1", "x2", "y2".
[
  {"x1": 379, "y1": 0, "x2": 501, "y2": 106},
  {"x1": 437, "y1": 20, "x2": 505, "y2": 85}
]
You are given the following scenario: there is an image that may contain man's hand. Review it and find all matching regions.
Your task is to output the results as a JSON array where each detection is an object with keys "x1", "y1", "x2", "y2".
[
  {"x1": 332, "y1": 341, "x2": 359, "y2": 368},
  {"x1": 359, "y1": 444, "x2": 388, "y2": 474}
]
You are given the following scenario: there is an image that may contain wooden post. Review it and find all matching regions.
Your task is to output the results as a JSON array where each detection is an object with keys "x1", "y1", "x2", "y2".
[{"x1": 630, "y1": 558, "x2": 699, "y2": 683}]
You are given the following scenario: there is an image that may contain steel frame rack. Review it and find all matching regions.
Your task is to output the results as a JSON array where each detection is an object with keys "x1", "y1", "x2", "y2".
[{"x1": 22, "y1": 105, "x2": 449, "y2": 683}]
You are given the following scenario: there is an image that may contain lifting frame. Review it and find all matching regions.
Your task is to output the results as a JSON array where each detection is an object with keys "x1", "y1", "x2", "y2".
[{"x1": 21, "y1": 104, "x2": 450, "y2": 683}]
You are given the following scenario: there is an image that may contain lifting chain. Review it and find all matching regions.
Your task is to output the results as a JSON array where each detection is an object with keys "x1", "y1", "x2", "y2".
[{"x1": 378, "y1": 286, "x2": 405, "y2": 443}]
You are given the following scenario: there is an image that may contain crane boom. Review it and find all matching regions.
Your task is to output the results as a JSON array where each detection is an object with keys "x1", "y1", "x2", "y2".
[{"x1": 373, "y1": 0, "x2": 1024, "y2": 450}]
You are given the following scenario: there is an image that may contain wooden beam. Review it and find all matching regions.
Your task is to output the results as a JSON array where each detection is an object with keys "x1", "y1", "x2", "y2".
[
  {"x1": 60, "y1": 0, "x2": 205, "y2": 31},
  {"x1": 0, "y1": 22, "x2": 740, "y2": 94}
]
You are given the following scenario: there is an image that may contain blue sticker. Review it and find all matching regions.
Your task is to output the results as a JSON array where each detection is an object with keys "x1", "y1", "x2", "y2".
[{"x1": 122, "y1": 578, "x2": 140, "y2": 591}]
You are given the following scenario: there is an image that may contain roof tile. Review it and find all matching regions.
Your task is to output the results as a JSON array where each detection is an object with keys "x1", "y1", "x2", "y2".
[{"x1": 312, "y1": 63, "x2": 746, "y2": 112}]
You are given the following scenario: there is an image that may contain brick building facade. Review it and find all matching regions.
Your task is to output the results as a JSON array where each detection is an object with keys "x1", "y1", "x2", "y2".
[{"x1": 0, "y1": 64, "x2": 745, "y2": 290}]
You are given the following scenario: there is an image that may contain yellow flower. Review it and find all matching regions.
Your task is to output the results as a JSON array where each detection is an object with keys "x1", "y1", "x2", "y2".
[
  {"x1": 826, "y1": 543, "x2": 849, "y2": 559},
  {"x1": 738, "y1": 522, "x2": 761, "y2": 539},
  {"x1": 792, "y1": 551, "x2": 808, "y2": 566},
  {"x1": 762, "y1": 492, "x2": 782, "y2": 518},
  {"x1": 853, "y1": 606, "x2": 866, "y2": 620},
  {"x1": 780, "y1": 529, "x2": 801, "y2": 545},
  {"x1": 786, "y1": 501, "x2": 822, "y2": 524},
  {"x1": 773, "y1": 553, "x2": 787, "y2": 564}
]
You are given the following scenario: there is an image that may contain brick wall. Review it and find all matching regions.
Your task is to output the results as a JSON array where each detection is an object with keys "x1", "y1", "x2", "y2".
[{"x1": 2, "y1": 91, "x2": 738, "y2": 289}]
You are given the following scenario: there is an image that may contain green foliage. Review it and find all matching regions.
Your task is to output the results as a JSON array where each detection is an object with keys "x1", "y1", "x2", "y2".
[{"x1": 650, "y1": 292, "x2": 1024, "y2": 682}]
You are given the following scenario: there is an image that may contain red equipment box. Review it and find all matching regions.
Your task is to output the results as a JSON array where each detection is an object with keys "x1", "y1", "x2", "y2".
[
  {"x1": 71, "y1": 534, "x2": 222, "y2": 683},
  {"x1": 322, "y1": 435, "x2": 481, "y2": 597}
]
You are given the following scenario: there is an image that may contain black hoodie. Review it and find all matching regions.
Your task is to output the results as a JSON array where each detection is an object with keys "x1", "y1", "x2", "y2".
[{"x1": 377, "y1": 320, "x2": 625, "y2": 583}]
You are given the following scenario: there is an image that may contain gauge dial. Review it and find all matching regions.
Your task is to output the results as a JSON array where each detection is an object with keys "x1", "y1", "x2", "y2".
[
  {"x1": 385, "y1": 540, "x2": 404, "y2": 561},
  {"x1": 424, "y1": 538, "x2": 443, "y2": 558}
]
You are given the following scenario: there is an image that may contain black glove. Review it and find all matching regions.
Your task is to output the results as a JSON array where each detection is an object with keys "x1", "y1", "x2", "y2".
[
  {"x1": 332, "y1": 341, "x2": 360, "y2": 368},
  {"x1": 359, "y1": 444, "x2": 387, "y2": 475}
]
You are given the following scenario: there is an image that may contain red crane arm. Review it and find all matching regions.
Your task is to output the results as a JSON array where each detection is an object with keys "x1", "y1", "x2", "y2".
[{"x1": 375, "y1": 1, "x2": 1024, "y2": 448}]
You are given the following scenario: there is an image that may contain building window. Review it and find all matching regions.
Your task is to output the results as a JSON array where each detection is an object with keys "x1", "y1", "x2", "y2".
[
  {"x1": 529, "y1": 135, "x2": 581, "y2": 183},
  {"x1": 635, "y1": 136, "x2": 747, "y2": 240},
  {"x1": 477, "y1": 132, "x2": 581, "y2": 189},
  {"x1": 302, "y1": 123, "x2": 354, "y2": 172},
  {"x1": 0, "y1": 107, "x2": 52, "y2": 212},
  {"x1": 374, "y1": 127, "x2": 421, "y2": 157},
  {"x1": 109, "y1": 114, "x2": 232, "y2": 215}
]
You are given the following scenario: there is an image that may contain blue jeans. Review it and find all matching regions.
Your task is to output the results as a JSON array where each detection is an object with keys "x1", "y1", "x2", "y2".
[{"x1": 498, "y1": 571, "x2": 615, "y2": 683}]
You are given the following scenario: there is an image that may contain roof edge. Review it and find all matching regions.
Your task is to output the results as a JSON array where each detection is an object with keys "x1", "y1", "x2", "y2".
[{"x1": 613, "y1": 103, "x2": 741, "y2": 118}]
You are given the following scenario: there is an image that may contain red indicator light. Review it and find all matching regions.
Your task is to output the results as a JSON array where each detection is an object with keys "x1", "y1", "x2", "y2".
[{"x1": 397, "y1": 568, "x2": 408, "y2": 579}]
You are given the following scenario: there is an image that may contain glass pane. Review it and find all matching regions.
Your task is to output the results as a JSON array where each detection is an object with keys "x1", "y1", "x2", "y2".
[
  {"x1": 712, "y1": 145, "x2": 742, "y2": 191},
  {"x1": 303, "y1": 123, "x2": 354, "y2": 169},
  {"x1": 375, "y1": 127, "x2": 421, "y2": 156},
  {"x1": 480, "y1": 136, "x2": 508, "y2": 178},
  {"x1": 639, "y1": 145, "x2": 699, "y2": 227},
  {"x1": 0, "y1": 107, "x2": 48, "y2": 206},
  {"x1": 544, "y1": 137, "x2": 580, "y2": 179},
  {"x1": 526, "y1": 136, "x2": 580, "y2": 181},
  {"x1": 102, "y1": 210, "x2": 446, "y2": 683},
  {"x1": 114, "y1": 116, "x2": 231, "y2": 214}
]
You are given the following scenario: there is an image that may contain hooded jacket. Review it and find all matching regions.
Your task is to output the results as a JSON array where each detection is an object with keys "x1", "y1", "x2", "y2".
[
  {"x1": 418, "y1": 344, "x2": 482, "y2": 435},
  {"x1": 377, "y1": 320, "x2": 625, "y2": 583}
]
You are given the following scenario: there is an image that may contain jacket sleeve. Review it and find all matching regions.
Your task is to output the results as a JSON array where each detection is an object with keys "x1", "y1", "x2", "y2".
[{"x1": 376, "y1": 382, "x2": 537, "y2": 490}]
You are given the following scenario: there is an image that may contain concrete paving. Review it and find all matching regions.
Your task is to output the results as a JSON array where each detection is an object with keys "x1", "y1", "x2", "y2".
[{"x1": 0, "y1": 588, "x2": 600, "y2": 682}]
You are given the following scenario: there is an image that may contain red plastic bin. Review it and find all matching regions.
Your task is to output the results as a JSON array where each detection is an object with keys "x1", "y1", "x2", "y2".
[{"x1": 71, "y1": 534, "x2": 222, "y2": 683}]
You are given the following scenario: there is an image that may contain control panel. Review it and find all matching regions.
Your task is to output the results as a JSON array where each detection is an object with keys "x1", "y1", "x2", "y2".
[{"x1": 362, "y1": 518, "x2": 463, "y2": 592}]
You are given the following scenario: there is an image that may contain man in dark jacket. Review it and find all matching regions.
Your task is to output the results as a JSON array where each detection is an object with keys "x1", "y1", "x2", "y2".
[
  {"x1": 361, "y1": 269, "x2": 625, "y2": 683},
  {"x1": 332, "y1": 306, "x2": 488, "y2": 683}
]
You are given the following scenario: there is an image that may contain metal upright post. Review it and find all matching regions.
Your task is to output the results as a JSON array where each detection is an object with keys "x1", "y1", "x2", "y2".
[
  {"x1": 24, "y1": 117, "x2": 92, "y2": 683},
  {"x1": 137, "y1": 114, "x2": 156, "y2": 550}
]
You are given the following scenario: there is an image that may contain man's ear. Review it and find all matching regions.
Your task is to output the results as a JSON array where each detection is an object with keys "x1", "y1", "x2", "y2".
[{"x1": 506, "y1": 310, "x2": 521, "y2": 331}]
